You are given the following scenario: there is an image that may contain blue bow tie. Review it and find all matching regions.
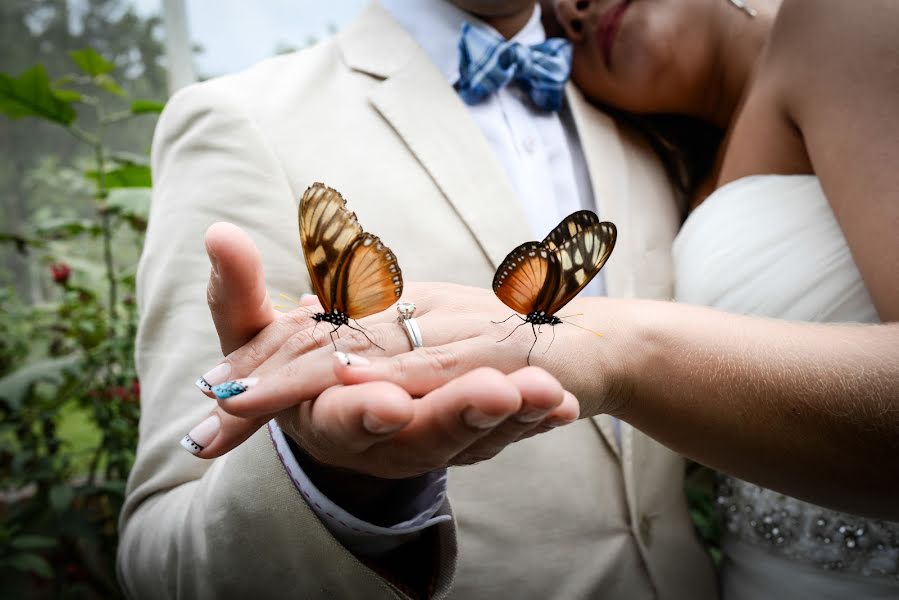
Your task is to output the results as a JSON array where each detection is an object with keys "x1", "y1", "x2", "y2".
[{"x1": 455, "y1": 22, "x2": 572, "y2": 112}]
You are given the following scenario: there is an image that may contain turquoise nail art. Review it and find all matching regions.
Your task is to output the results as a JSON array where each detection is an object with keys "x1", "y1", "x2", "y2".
[{"x1": 211, "y1": 380, "x2": 249, "y2": 399}]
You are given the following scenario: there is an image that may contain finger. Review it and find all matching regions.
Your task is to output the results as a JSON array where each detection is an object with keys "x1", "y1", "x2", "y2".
[
  {"x1": 333, "y1": 342, "x2": 509, "y2": 398},
  {"x1": 287, "y1": 381, "x2": 415, "y2": 457},
  {"x1": 179, "y1": 408, "x2": 269, "y2": 459},
  {"x1": 394, "y1": 367, "x2": 523, "y2": 466},
  {"x1": 210, "y1": 316, "x2": 421, "y2": 417},
  {"x1": 518, "y1": 390, "x2": 581, "y2": 441},
  {"x1": 449, "y1": 367, "x2": 565, "y2": 464},
  {"x1": 205, "y1": 222, "x2": 278, "y2": 355}
]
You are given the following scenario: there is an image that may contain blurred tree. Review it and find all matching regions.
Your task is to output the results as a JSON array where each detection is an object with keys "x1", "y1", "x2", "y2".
[{"x1": 0, "y1": 0, "x2": 166, "y2": 302}]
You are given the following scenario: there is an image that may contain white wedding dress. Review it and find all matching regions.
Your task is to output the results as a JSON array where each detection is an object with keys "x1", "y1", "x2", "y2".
[{"x1": 673, "y1": 175, "x2": 899, "y2": 599}]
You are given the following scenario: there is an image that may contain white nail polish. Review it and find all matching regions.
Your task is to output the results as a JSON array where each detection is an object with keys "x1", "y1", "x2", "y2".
[
  {"x1": 334, "y1": 351, "x2": 370, "y2": 367},
  {"x1": 363, "y1": 413, "x2": 401, "y2": 435},
  {"x1": 180, "y1": 414, "x2": 220, "y2": 456},
  {"x1": 195, "y1": 363, "x2": 231, "y2": 395}
]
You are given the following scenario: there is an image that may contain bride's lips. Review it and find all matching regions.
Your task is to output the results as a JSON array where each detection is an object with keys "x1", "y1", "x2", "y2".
[{"x1": 596, "y1": 0, "x2": 631, "y2": 69}]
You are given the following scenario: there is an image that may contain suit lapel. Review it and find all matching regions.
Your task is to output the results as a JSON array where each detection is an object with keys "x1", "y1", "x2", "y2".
[{"x1": 338, "y1": 2, "x2": 533, "y2": 269}]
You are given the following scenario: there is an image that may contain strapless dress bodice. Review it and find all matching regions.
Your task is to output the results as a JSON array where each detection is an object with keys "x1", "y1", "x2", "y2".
[{"x1": 673, "y1": 175, "x2": 899, "y2": 598}]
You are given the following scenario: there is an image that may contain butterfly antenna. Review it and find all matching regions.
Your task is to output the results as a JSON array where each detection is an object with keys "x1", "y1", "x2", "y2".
[
  {"x1": 497, "y1": 319, "x2": 528, "y2": 343},
  {"x1": 491, "y1": 313, "x2": 525, "y2": 326},
  {"x1": 557, "y1": 312, "x2": 584, "y2": 320},
  {"x1": 346, "y1": 321, "x2": 385, "y2": 352},
  {"x1": 278, "y1": 292, "x2": 316, "y2": 316},
  {"x1": 560, "y1": 318, "x2": 604, "y2": 337}
]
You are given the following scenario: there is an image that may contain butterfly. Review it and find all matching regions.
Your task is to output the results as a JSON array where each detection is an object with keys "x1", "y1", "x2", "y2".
[
  {"x1": 299, "y1": 182, "x2": 403, "y2": 348},
  {"x1": 492, "y1": 210, "x2": 616, "y2": 364}
]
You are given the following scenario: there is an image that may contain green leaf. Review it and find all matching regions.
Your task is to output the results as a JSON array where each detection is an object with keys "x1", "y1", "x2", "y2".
[
  {"x1": 95, "y1": 73, "x2": 125, "y2": 97},
  {"x1": 3, "y1": 553, "x2": 54, "y2": 579},
  {"x1": 131, "y1": 99, "x2": 165, "y2": 114},
  {"x1": 0, "y1": 65, "x2": 77, "y2": 125},
  {"x1": 86, "y1": 163, "x2": 152, "y2": 188},
  {"x1": 10, "y1": 535, "x2": 58, "y2": 551},
  {"x1": 68, "y1": 48, "x2": 114, "y2": 77},
  {"x1": 0, "y1": 355, "x2": 80, "y2": 410},
  {"x1": 107, "y1": 188, "x2": 151, "y2": 218},
  {"x1": 52, "y1": 88, "x2": 82, "y2": 103},
  {"x1": 49, "y1": 485, "x2": 75, "y2": 513},
  {"x1": 34, "y1": 217, "x2": 103, "y2": 239}
]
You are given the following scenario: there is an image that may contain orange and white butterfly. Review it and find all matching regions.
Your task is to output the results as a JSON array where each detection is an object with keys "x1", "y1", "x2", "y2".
[
  {"x1": 299, "y1": 182, "x2": 403, "y2": 348},
  {"x1": 492, "y1": 210, "x2": 616, "y2": 364}
]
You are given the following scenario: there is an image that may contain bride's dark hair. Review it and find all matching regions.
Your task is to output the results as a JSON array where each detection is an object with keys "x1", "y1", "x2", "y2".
[{"x1": 609, "y1": 108, "x2": 723, "y2": 218}]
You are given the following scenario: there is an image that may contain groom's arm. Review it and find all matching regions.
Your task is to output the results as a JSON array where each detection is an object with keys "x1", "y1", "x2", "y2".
[{"x1": 118, "y1": 80, "x2": 454, "y2": 599}]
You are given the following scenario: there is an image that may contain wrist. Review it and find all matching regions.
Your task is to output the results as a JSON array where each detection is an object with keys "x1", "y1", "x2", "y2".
[{"x1": 287, "y1": 438, "x2": 441, "y2": 526}]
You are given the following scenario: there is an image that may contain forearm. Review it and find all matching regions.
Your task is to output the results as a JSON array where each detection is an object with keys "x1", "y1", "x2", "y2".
[{"x1": 592, "y1": 299, "x2": 899, "y2": 518}]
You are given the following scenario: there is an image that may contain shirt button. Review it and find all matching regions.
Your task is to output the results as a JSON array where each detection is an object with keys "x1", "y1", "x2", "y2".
[
  {"x1": 639, "y1": 514, "x2": 653, "y2": 547},
  {"x1": 522, "y1": 136, "x2": 536, "y2": 154}
]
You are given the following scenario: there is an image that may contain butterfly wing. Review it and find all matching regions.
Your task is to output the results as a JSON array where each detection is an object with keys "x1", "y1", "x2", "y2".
[
  {"x1": 543, "y1": 210, "x2": 602, "y2": 253},
  {"x1": 493, "y1": 241, "x2": 558, "y2": 315},
  {"x1": 335, "y1": 233, "x2": 403, "y2": 319},
  {"x1": 299, "y1": 182, "x2": 363, "y2": 312},
  {"x1": 540, "y1": 221, "x2": 617, "y2": 315}
]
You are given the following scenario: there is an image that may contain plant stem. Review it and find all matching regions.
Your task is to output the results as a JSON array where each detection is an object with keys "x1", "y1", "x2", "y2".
[{"x1": 93, "y1": 105, "x2": 118, "y2": 328}]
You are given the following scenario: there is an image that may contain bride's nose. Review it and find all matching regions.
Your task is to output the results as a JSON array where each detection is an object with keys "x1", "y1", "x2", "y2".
[{"x1": 554, "y1": 0, "x2": 591, "y2": 43}]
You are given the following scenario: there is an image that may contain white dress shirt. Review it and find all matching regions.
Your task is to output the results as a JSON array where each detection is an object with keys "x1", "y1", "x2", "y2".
[{"x1": 269, "y1": 0, "x2": 612, "y2": 556}]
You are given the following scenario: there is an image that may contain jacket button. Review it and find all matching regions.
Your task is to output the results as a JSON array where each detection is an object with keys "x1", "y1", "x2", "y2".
[{"x1": 639, "y1": 515, "x2": 652, "y2": 547}]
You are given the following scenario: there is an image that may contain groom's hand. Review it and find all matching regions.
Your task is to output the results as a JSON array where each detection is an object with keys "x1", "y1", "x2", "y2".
[{"x1": 189, "y1": 224, "x2": 579, "y2": 476}]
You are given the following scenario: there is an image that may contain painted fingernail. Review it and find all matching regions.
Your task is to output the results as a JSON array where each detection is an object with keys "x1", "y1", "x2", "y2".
[
  {"x1": 463, "y1": 407, "x2": 508, "y2": 430},
  {"x1": 211, "y1": 378, "x2": 257, "y2": 399},
  {"x1": 334, "y1": 351, "x2": 370, "y2": 367},
  {"x1": 180, "y1": 414, "x2": 220, "y2": 455},
  {"x1": 362, "y1": 413, "x2": 402, "y2": 435},
  {"x1": 195, "y1": 363, "x2": 231, "y2": 395},
  {"x1": 514, "y1": 407, "x2": 552, "y2": 424}
]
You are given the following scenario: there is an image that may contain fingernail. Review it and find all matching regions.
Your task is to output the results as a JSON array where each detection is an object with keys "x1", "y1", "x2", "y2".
[
  {"x1": 195, "y1": 363, "x2": 231, "y2": 395},
  {"x1": 180, "y1": 414, "x2": 220, "y2": 455},
  {"x1": 362, "y1": 413, "x2": 402, "y2": 435},
  {"x1": 211, "y1": 378, "x2": 257, "y2": 399},
  {"x1": 514, "y1": 406, "x2": 552, "y2": 424},
  {"x1": 543, "y1": 417, "x2": 572, "y2": 428},
  {"x1": 463, "y1": 407, "x2": 508, "y2": 430},
  {"x1": 334, "y1": 351, "x2": 370, "y2": 367}
]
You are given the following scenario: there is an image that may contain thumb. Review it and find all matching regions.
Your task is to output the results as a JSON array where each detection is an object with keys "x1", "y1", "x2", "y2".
[{"x1": 205, "y1": 222, "x2": 277, "y2": 355}]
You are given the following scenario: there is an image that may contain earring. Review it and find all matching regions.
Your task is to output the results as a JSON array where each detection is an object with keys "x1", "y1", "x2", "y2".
[{"x1": 727, "y1": 0, "x2": 757, "y2": 18}]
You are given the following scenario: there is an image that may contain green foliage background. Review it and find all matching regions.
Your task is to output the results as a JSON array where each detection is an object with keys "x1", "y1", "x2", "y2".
[{"x1": 0, "y1": 1, "x2": 166, "y2": 597}]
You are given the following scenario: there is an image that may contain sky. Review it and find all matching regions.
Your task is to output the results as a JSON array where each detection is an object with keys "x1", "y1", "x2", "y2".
[{"x1": 131, "y1": 0, "x2": 367, "y2": 77}]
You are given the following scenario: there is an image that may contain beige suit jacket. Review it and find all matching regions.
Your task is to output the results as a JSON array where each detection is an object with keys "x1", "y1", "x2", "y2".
[{"x1": 118, "y1": 3, "x2": 717, "y2": 599}]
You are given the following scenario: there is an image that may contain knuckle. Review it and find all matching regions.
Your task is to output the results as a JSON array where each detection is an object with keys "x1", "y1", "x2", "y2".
[
  {"x1": 418, "y1": 346, "x2": 460, "y2": 373},
  {"x1": 283, "y1": 328, "x2": 319, "y2": 356}
]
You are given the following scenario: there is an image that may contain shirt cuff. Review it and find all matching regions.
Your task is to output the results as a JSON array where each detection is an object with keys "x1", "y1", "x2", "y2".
[{"x1": 268, "y1": 420, "x2": 451, "y2": 557}]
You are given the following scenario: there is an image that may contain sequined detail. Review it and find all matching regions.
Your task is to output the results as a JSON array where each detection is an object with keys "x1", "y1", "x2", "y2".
[
  {"x1": 718, "y1": 476, "x2": 899, "y2": 580},
  {"x1": 211, "y1": 380, "x2": 248, "y2": 399}
]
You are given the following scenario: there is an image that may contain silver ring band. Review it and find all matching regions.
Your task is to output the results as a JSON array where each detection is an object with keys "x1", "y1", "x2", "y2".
[{"x1": 396, "y1": 302, "x2": 423, "y2": 349}]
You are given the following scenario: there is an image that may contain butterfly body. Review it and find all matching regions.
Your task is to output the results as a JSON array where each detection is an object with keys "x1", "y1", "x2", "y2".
[
  {"x1": 299, "y1": 182, "x2": 403, "y2": 348},
  {"x1": 492, "y1": 210, "x2": 616, "y2": 363}
]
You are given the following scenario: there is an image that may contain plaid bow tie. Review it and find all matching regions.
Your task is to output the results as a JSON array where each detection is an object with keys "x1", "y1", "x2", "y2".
[{"x1": 454, "y1": 22, "x2": 572, "y2": 112}]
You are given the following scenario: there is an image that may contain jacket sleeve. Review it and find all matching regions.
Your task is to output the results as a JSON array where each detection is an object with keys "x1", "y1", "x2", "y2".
[{"x1": 116, "y1": 80, "x2": 456, "y2": 600}]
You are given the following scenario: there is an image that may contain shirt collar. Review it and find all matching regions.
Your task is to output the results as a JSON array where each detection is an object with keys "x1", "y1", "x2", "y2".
[{"x1": 378, "y1": 0, "x2": 547, "y2": 84}]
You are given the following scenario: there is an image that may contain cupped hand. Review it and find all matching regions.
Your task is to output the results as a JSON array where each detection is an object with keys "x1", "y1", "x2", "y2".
[{"x1": 186, "y1": 223, "x2": 584, "y2": 479}]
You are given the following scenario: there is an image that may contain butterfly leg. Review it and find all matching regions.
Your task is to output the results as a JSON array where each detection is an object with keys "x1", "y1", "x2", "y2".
[
  {"x1": 543, "y1": 323, "x2": 557, "y2": 355},
  {"x1": 525, "y1": 322, "x2": 539, "y2": 366},
  {"x1": 491, "y1": 313, "x2": 524, "y2": 326},
  {"x1": 496, "y1": 318, "x2": 528, "y2": 344},
  {"x1": 328, "y1": 325, "x2": 341, "y2": 351},
  {"x1": 346, "y1": 321, "x2": 385, "y2": 351}
]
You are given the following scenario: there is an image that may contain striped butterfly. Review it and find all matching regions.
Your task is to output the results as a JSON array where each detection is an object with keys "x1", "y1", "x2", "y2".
[
  {"x1": 299, "y1": 182, "x2": 403, "y2": 348},
  {"x1": 492, "y1": 210, "x2": 616, "y2": 364}
]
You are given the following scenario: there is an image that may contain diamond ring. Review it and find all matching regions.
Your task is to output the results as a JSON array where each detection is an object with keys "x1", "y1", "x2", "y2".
[{"x1": 396, "y1": 302, "x2": 423, "y2": 349}]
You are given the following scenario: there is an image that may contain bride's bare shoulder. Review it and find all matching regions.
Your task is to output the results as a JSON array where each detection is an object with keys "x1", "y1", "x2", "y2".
[{"x1": 763, "y1": 0, "x2": 899, "y2": 99}]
